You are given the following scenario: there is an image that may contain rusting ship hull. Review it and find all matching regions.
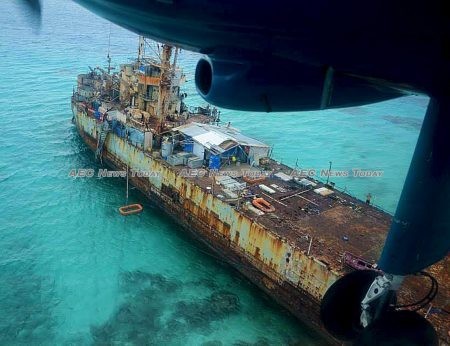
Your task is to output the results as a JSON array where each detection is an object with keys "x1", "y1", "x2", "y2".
[{"x1": 74, "y1": 110, "x2": 340, "y2": 344}]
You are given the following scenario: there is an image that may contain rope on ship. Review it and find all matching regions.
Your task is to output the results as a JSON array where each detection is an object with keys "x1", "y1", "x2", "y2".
[{"x1": 119, "y1": 164, "x2": 143, "y2": 216}]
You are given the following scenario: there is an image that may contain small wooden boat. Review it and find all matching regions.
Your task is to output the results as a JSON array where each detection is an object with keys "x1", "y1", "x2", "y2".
[
  {"x1": 119, "y1": 203, "x2": 143, "y2": 216},
  {"x1": 252, "y1": 197, "x2": 275, "y2": 213}
]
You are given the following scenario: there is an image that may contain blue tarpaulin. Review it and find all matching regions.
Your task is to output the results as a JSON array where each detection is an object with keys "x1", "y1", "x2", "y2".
[
  {"x1": 209, "y1": 154, "x2": 220, "y2": 169},
  {"x1": 107, "y1": 119, "x2": 144, "y2": 146},
  {"x1": 113, "y1": 124, "x2": 127, "y2": 138},
  {"x1": 92, "y1": 101, "x2": 100, "y2": 111},
  {"x1": 183, "y1": 141, "x2": 194, "y2": 152},
  {"x1": 127, "y1": 127, "x2": 144, "y2": 148}
]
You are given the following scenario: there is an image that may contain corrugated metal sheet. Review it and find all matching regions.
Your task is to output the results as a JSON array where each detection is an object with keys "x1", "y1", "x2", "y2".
[
  {"x1": 314, "y1": 187, "x2": 334, "y2": 196},
  {"x1": 176, "y1": 122, "x2": 269, "y2": 149},
  {"x1": 193, "y1": 131, "x2": 230, "y2": 149},
  {"x1": 274, "y1": 172, "x2": 293, "y2": 182}
]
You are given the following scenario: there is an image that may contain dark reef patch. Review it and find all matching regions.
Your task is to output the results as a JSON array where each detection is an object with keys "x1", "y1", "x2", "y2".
[
  {"x1": 92, "y1": 271, "x2": 177, "y2": 345},
  {"x1": 91, "y1": 300, "x2": 162, "y2": 345},
  {"x1": 0, "y1": 262, "x2": 56, "y2": 344},
  {"x1": 202, "y1": 340, "x2": 223, "y2": 346},
  {"x1": 382, "y1": 115, "x2": 423, "y2": 130},
  {"x1": 189, "y1": 277, "x2": 220, "y2": 290},
  {"x1": 120, "y1": 271, "x2": 181, "y2": 295},
  {"x1": 174, "y1": 290, "x2": 240, "y2": 329},
  {"x1": 91, "y1": 270, "x2": 241, "y2": 345},
  {"x1": 233, "y1": 338, "x2": 271, "y2": 346}
]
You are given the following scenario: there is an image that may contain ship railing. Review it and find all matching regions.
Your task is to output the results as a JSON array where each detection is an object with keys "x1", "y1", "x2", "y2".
[{"x1": 311, "y1": 175, "x2": 393, "y2": 215}]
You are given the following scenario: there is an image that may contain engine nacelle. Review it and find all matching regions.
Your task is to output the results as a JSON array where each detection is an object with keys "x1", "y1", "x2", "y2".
[{"x1": 195, "y1": 57, "x2": 406, "y2": 112}]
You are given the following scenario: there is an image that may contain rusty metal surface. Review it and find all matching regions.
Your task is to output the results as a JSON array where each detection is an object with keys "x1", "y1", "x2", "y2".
[
  {"x1": 75, "y1": 111, "x2": 450, "y2": 344},
  {"x1": 138, "y1": 75, "x2": 160, "y2": 86}
]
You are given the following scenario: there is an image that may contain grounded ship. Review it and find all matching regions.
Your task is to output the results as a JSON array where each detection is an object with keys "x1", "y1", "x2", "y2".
[{"x1": 72, "y1": 38, "x2": 449, "y2": 344}]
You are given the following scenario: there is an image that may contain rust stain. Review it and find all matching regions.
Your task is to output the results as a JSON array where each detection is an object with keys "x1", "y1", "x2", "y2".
[
  {"x1": 236, "y1": 215, "x2": 243, "y2": 230},
  {"x1": 222, "y1": 222, "x2": 231, "y2": 238},
  {"x1": 180, "y1": 183, "x2": 187, "y2": 198},
  {"x1": 262, "y1": 276, "x2": 276, "y2": 290},
  {"x1": 254, "y1": 246, "x2": 261, "y2": 260},
  {"x1": 233, "y1": 231, "x2": 240, "y2": 244},
  {"x1": 138, "y1": 75, "x2": 160, "y2": 85},
  {"x1": 200, "y1": 192, "x2": 208, "y2": 210}
]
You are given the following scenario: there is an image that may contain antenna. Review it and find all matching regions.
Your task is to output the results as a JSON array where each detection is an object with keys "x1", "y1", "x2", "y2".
[{"x1": 107, "y1": 23, "x2": 112, "y2": 74}]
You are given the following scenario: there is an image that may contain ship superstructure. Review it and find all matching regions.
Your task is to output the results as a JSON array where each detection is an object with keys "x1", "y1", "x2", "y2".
[{"x1": 72, "y1": 38, "x2": 449, "y2": 344}]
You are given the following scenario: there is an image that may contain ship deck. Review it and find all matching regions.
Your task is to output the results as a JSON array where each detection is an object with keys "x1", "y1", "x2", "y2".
[{"x1": 168, "y1": 158, "x2": 390, "y2": 270}]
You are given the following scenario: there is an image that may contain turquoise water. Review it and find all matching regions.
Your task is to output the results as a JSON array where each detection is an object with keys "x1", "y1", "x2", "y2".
[{"x1": 0, "y1": 1, "x2": 428, "y2": 345}]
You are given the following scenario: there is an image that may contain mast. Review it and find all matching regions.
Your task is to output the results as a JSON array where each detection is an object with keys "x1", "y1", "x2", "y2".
[
  {"x1": 126, "y1": 163, "x2": 129, "y2": 203},
  {"x1": 107, "y1": 54, "x2": 112, "y2": 74},
  {"x1": 156, "y1": 44, "x2": 173, "y2": 133},
  {"x1": 137, "y1": 36, "x2": 145, "y2": 66},
  {"x1": 173, "y1": 47, "x2": 179, "y2": 71}
]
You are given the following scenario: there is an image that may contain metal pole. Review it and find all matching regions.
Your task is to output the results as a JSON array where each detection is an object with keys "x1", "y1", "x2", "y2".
[
  {"x1": 326, "y1": 161, "x2": 332, "y2": 185},
  {"x1": 137, "y1": 36, "x2": 145, "y2": 66},
  {"x1": 173, "y1": 47, "x2": 179, "y2": 70},
  {"x1": 126, "y1": 164, "x2": 129, "y2": 203},
  {"x1": 307, "y1": 236, "x2": 313, "y2": 256}
]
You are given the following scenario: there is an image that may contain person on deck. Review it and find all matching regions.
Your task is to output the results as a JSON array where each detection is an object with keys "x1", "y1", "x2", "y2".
[{"x1": 366, "y1": 193, "x2": 372, "y2": 205}]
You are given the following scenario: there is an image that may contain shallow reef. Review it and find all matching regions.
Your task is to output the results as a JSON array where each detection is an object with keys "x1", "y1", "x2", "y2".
[
  {"x1": 382, "y1": 115, "x2": 423, "y2": 130},
  {"x1": 0, "y1": 261, "x2": 56, "y2": 344},
  {"x1": 91, "y1": 270, "x2": 241, "y2": 345}
]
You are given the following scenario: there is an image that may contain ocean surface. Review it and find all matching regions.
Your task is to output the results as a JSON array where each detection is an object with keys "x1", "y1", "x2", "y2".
[{"x1": 0, "y1": 1, "x2": 428, "y2": 345}]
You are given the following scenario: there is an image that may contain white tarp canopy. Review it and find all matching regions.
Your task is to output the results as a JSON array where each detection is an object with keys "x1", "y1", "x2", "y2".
[
  {"x1": 193, "y1": 131, "x2": 230, "y2": 150},
  {"x1": 175, "y1": 122, "x2": 269, "y2": 151}
]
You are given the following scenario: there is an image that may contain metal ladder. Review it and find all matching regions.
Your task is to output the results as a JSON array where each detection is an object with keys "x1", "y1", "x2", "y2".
[{"x1": 95, "y1": 120, "x2": 111, "y2": 162}]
